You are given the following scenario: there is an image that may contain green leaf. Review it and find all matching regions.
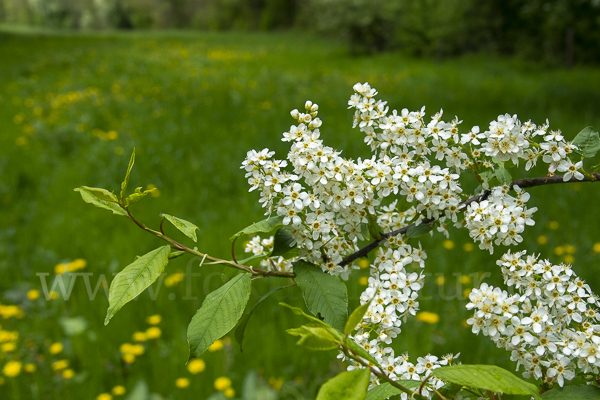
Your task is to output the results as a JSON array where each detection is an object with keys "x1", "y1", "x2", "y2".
[
  {"x1": 540, "y1": 385, "x2": 600, "y2": 399},
  {"x1": 168, "y1": 250, "x2": 186, "y2": 260},
  {"x1": 345, "y1": 337, "x2": 380, "y2": 366},
  {"x1": 235, "y1": 286, "x2": 287, "y2": 351},
  {"x1": 287, "y1": 322, "x2": 341, "y2": 351},
  {"x1": 280, "y1": 302, "x2": 344, "y2": 339},
  {"x1": 162, "y1": 213, "x2": 199, "y2": 243},
  {"x1": 294, "y1": 261, "x2": 348, "y2": 332},
  {"x1": 105, "y1": 246, "x2": 171, "y2": 325},
  {"x1": 269, "y1": 229, "x2": 297, "y2": 258},
  {"x1": 230, "y1": 216, "x2": 284, "y2": 241},
  {"x1": 121, "y1": 149, "x2": 135, "y2": 200},
  {"x1": 188, "y1": 274, "x2": 251, "y2": 359},
  {"x1": 495, "y1": 167, "x2": 513, "y2": 185},
  {"x1": 125, "y1": 187, "x2": 156, "y2": 207},
  {"x1": 367, "y1": 216, "x2": 382, "y2": 241},
  {"x1": 345, "y1": 298, "x2": 373, "y2": 335},
  {"x1": 573, "y1": 126, "x2": 600, "y2": 158},
  {"x1": 406, "y1": 221, "x2": 435, "y2": 238},
  {"x1": 479, "y1": 170, "x2": 493, "y2": 183},
  {"x1": 365, "y1": 381, "x2": 421, "y2": 400},
  {"x1": 316, "y1": 369, "x2": 370, "y2": 400},
  {"x1": 432, "y1": 365, "x2": 541, "y2": 399},
  {"x1": 432, "y1": 382, "x2": 463, "y2": 400},
  {"x1": 75, "y1": 186, "x2": 127, "y2": 216}
]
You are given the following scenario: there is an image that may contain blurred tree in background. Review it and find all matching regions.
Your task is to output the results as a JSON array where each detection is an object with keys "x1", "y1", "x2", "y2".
[{"x1": 1, "y1": 0, "x2": 599, "y2": 64}]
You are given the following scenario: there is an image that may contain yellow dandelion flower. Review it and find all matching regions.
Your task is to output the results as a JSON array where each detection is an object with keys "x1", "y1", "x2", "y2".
[
  {"x1": 107, "y1": 131, "x2": 118, "y2": 140},
  {"x1": 96, "y1": 393, "x2": 112, "y2": 400},
  {"x1": 112, "y1": 385, "x2": 126, "y2": 395},
  {"x1": 132, "y1": 332, "x2": 147, "y2": 342},
  {"x1": 3, "y1": 361, "x2": 21, "y2": 377},
  {"x1": 1, "y1": 342, "x2": 16, "y2": 352},
  {"x1": 594, "y1": 243, "x2": 600, "y2": 253},
  {"x1": 24, "y1": 363, "x2": 37, "y2": 373},
  {"x1": 357, "y1": 259, "x2": 370, "y2": 269},
  {"x1": 462, "y1": 243, "x2": 474, "y2": 252},
  {"x1": 62, "y1": 369, "x2": 75, "y2": 379},
  {"x1": 214, "y1": 376, "x2": 232, "y2": 391},
  {"x1": 435, "y1": 276, "x2": 445, "y2": 286},
  {"x1": 564, "y1": 255, "x2": 574, "y2": 264},
  {"x1": 68, "y1": 258, "x2": 87, "y2": 272},
  {"x1": 548, "y1": 221, "x2": 559, "y2": 230},
  {"x1": 119, "y1": 343, "x2": 133, "y2": 354},
  {"x1": 537, "y1": 235, "x2": 547, "y2": 245},
  {"x1": 564, "y1": 244, "x2": 576, "y2": 254},
  {"x1": 130, "y1": 344, "x2": 144, "y2": 356},
  {"x1": 460, "y1": 275, "x2": 472, "y2": 285},
  {"x1": 442, "y1": 240, "x2": 455, "y2": 250},
  {"x1": 122, "y1": 354, "x2": 135, "y2": 364},
  {"x1": 49, "y1": 342, "x2": 63, "y2": 354},
  {"x1": 554, "y1": 246, "x2": 564, "y2": 256},
  {"x1": 224, "y1": 388, "x2": 235, "y2": 398},
  {"x1": 463, "y1": 288, "x2": 472, "y2": 298},
  {"x1": 208, "y1": 340, "x2": 223, "y2": 352},
  {"x1": 0, "y1": 330, "x2": 19, "y2": 343},
  {"x1": 146, "y1": 184, "x2": 161, "y2": 198},
  {"x1": 187, "y1": 359, "x2": 206, "y2": 374},
  {"x1": 48, "y1": 291, "x2": 59, "y2": 300},
  {"x1": 268, "y1": 377, "x2": 285, "y2": 390},
  {"x1": 27, "y1": 289, "x2": 40, "y2": 300},
  {"x1": 175, "y1": 377, "x2": 190, "y2": 388},
  {"x1": 146, "y1": 315, "x2": 161, "y2": 325},
  {"x1": 415, "y1": 311, "x2": 440, "y2": 324},
  {"x1": 54, "y1": 264, "x2": 66, "y2": 274},
  {"x1": 51, "y1": 360, "x2": 69, "y2": 371},
  {"x1": 358, "y1": 276, "x2": 369, "y2": 286},
  {"x1": 165, "y1": 272, "x2": 184, "y2": 287},
  {"x1": 145, "y1": 327, "x2": 161, "y2": 339}
]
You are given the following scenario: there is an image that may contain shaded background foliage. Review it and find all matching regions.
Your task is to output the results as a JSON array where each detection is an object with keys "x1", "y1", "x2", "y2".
[{"x1": 1, "y1": 0, "x2": 600, "y2": 65}]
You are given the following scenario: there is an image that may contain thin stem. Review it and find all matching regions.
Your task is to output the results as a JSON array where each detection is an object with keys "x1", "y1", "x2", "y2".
[{"x1": 125, "y1": 208, "x2": 295, "y2": 278}]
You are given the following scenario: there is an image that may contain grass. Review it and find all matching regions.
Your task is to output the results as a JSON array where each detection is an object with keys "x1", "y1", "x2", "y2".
[{"x1": 1, "y1": 25, "x2": 600, "y2": 399}]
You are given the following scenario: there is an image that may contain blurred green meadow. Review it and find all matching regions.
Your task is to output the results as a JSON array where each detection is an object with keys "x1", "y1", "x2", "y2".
[{"x1": 1, "y1": 26, "x2": 600, "y2": 399}]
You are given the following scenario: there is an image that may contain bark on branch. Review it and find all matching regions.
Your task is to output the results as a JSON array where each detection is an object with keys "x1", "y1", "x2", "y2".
[{"x1": 338, "y1": 173, "x2": 600, "y2": 267}]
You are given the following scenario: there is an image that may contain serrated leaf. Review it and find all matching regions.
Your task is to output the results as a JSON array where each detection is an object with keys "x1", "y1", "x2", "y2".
[
  {"x1": 279, "y1": 302, "x2": 345, "y2": 347},
  {"x1": 287, "y1": 323, "x2": 341, "y2": 351},
  {"x1": 121, "y1": 149, "x2": 135, "y2": 200},
  {"x1": 573, "y1": 126, "x2": 600, "y2": 158},
  {"x1": 188, "y1": 274, "x2": 251, "y2": 359},
  {"x1": 294, "y1": 261, "x2": 348, "y2": 332},
  {"x1": 540, "y1": 385, "x2": 600, "y2": 399},
  {"x1": 230, "y1": 216, "x2": 284, "y2": 241},
  {"x1": 365, "y1": 381, "x2": 422, "y2": 400},
  {"x1": 495, "y1": 167, "x2": 512, "y2": 185},
  {"x1": 432, "y1": 365, "x2": 541, "y2": 399},
  {"x1": 316, "y1": 369, "x2": 370, "y2": 400},
  {"x1": 162, "y1": 213, "x2": 199, "y2": 243},
  {"x1": 126, "y1": 187, "x2": 156, "y2": 207},
  {"x1": 105, "y1": 246, "x2": 171, "y2": 325},
  {"x1": 406, "y1": 221, "x2": 435, "y2": 238},
  {"x1": 270, "y1": 229, "x2": 297, "y2": 258},
  {"x1": 75, "y1": 186, "x2": 127, "y2": 216},
  {"x1": 345, "y1": 298, "x2": 373, "y2": 335},
  {"x1": 235, "y1": 286, "x2": 286, "y2": 351}
]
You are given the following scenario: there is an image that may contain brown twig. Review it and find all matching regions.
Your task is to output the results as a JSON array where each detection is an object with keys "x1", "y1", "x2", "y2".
[{"x1": 339, "y1": 173, "x2": 600, "y2": 267}]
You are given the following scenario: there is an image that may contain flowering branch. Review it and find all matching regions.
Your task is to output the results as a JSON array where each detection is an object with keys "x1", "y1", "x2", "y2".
[{"x1": 340, "y1": 172, "x2": 600, "y2": 267}]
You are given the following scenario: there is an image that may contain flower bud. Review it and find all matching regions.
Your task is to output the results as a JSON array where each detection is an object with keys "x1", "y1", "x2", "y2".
[
  {"x1": 290, "y1": 109, "x2": 299, "y2": 120},
  {"x1": 304, "y1": 100, "x2": 313, "y2": 111}
]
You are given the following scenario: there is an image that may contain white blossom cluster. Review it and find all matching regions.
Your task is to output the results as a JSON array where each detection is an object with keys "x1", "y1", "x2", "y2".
[
  {"x1": 464, "y1": 185, "x2": 537, "y2": 253},
  {"x1": 342, "y1": 241, "x2": 458, "y2": 396},
  {"x1": 467, "y1": 250, "x2": 600, "y2": 387},
  {"x1": 240, "y1": 83, "x2": 591, "y2": 394},
  {"x1": 243, "y1": 235, "x2": 295, "y2": 272}
]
